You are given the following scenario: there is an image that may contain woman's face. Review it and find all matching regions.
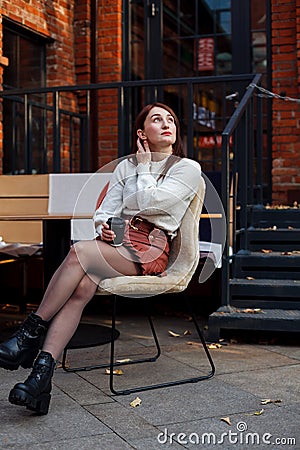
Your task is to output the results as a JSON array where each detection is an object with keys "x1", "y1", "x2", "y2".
[{"x1": 139, "y1": 106, "x2": 176, "y2": 153}]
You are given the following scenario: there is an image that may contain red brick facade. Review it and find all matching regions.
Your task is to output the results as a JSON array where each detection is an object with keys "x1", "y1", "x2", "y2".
[
  {"x1": 0, "y1": 0, "x2": 122, "y2": 173},
  {"x1": 0, "y1": 1, "x2": 300, "y2": 203},
  {"x1": 271, "y1": 0, "x2": 300, "y2": 204}
]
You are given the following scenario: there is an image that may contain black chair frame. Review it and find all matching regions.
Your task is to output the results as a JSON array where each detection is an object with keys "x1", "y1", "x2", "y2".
[{"x1": 62, "y1": 293, "x2": 215, "y2": 395}]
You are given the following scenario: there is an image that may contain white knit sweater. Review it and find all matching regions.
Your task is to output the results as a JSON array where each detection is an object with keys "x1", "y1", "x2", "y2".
[{"x1": 93, "y1": 155, "x2": 202, "y2": 240}]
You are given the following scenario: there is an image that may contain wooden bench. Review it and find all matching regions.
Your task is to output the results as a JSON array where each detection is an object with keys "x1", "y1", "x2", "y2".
[{"x1": 0, "y1": 175, "x2": 49, "y2": 244}]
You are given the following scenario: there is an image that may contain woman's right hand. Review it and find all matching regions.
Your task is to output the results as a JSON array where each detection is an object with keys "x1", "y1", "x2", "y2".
[
  {"x1": 136, "y1": 138, "x2": 151, "y2": 165},
  {"x1": 101, "y1": 222, "x2": 115, "y2": 243}
]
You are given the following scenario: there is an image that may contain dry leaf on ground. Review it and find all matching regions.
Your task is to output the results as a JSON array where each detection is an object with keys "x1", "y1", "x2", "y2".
[
  {"x1": 105, "y1": 369, "x2": 124, "y2": 376},
  {"x1": 168, "y1": 330, "x2": 181, "y2": 337},
  {"x1": 261, "y1": 399, "x2": 282, "y2": 405},
  {"x1": 220, "y1": 417, "x2": 231, "y2": 425},
  {"x1": 207, "y1": 343, "x2": 222, "y2": 349},
  {"x1": 130, "y1": 397, "x2": 142, "y2": 407},
  {"x1": 187, "y1": 341, "x2": 201, "y2": 346},
  {"x1": 246, "y1": 409, "x2": 264, "y2": 416}
]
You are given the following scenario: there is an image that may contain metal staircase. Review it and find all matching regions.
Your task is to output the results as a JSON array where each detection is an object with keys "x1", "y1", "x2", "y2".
[{"x1": 208, "y1": 79, "x2": 300, "y2": 341}]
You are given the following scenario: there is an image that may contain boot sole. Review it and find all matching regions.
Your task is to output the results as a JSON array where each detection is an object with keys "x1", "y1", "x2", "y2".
[{"x1": 9, "y1": 388, "x2": 51, "y2": 415}]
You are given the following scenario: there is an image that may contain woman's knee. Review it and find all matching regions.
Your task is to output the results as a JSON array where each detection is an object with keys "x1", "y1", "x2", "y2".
[{"x1": 68, "y1": 275, "x2": 98, "y2": 306}]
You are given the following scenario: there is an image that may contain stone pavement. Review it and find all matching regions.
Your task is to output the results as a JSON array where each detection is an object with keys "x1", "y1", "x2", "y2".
[{"x1": 0, "y1": 312, "x2": 299, "y2": 449}]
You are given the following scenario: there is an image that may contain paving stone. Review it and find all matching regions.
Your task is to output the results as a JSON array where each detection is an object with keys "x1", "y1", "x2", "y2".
[
  {"x1": 0, "y1": 313, "x2": 299, "y2": 450},
  {"x1": 53, "y1": 370, "x2": 113, "y2": 405},
  {"x1": 86, "y1": 401, "x2": 159, "y2": 439},
  {"x1": 114, "y1": 379, "x2": 260, "y2": 425},
  {"x1": 0, "y1": 392, "x2": 111, "y2": 446},
  {"x1": 217, "y1": 364, "x2": 300, "y2": 403}
]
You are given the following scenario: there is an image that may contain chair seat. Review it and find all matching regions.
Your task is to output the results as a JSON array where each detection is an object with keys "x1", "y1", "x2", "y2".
[{"x1": 97, "y1": 272, "x2": 190, "y2": 297}]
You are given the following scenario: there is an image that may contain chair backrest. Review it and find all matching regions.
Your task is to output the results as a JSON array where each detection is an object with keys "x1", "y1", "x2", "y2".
[{"x1": 166, "y1": 175, "x2": 206, "y2": 284}]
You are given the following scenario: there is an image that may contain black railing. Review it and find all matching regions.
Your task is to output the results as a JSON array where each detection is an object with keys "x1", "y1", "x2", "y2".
[
  {"x1": 221, "y1": 73, "x2": 263, "y2": 310},
  {"x1": 1, "y1": 74, "x2": 258, "y2": 174}
]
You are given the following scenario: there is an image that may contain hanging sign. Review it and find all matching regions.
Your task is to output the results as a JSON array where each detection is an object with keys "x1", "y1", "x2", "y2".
[{"x1": 197, "y1": 38, "x2": 214, "y2": 71}]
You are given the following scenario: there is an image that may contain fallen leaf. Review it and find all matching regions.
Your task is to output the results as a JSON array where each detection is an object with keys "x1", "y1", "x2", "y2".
[
  {"x1": 105, "y1": 369, "x2": 124, "y2": 376},
  {"x1": 261, "y1": 249, "x2": 272, "y2": 253},
  {"x1": 281, "y1": 252, "x2": 292, "y2": 255},
  {"x1": 242, "y1": 308, "x2": 263, "y2": 314},
  {"x1": 187, "y1": 341, "x2": 201, "y2": 346},
  {"x1": 130, "y1": 397, "x2": 142, "y2": 407},
  {"x1": 246, "y1": 409, "x2": 264, "y2": 416},
  {"x1": 220, "y1": 417, "x2": 231, "y2": 425},
  {"x1": 183, "y1": 329, "x2": 192, "y2": 336},
  {"x1": 246, "y1": 276, "x2": 255, "y2": 280},
  {"x1": 116, "y1": 358, "x2": 132, "y2": 363},
  {"x1": 261, "y1": 399, "x2": 282, "y2": 405},
  {"x1": 168, "y1": 330, "x2": 181, "y2": 337},
  {"x1": 207, "y1": 343, "x2": 222, "y2": 349},
  {"x1": 56, "y1": 359, "x2": 69, "y2": 369}
]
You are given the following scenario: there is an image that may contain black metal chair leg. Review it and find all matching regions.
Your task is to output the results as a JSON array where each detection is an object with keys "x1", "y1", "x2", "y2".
[
  {"x1": 109, "y1": 293, "x2": 215, "y2": 395},
  {"x1": 61, "y1": 296, "x2": 161, "y2": 373},
  {"x1": 62, "y1": 294, "x2": 215, "y2": 395}
]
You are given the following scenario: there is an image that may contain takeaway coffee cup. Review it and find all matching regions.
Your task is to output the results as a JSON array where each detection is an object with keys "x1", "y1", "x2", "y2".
[{"x1": 107, "y1": 217, "x2": 126, "y2": 246}]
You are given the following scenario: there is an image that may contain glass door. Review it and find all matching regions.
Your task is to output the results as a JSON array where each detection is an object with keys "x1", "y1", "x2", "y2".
[{"x1": 125, "y1": 0, "x2": 270, "y2": 195}]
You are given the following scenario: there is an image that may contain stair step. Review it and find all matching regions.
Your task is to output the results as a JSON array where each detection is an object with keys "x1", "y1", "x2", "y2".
[
  {"x1": 231, "y1": 278, "x2": 300, "y2": 296},
  {"x1": 233, "y1": 252, "x2": 300, "y2": 279},
  {"x1": 251, "y1": 207, "x2": 300, "y2": 228},
  {"x1": 208, "y1": 308, "x2": 300, "y2": 341},
  {"x1": 240, "y1": 229, "x2": 300, "y2": 251},
  {"x1": 230, "y1": 278, "x2": 300, "y2": 309}
]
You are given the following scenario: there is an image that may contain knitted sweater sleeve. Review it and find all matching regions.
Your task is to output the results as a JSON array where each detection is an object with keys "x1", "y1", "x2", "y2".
[{"x1": 135, "y1": 158, "x2": 202, "y2": 214}]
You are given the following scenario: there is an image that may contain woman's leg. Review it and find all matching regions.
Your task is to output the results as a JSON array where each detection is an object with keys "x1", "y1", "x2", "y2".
[
  {"x1": 36, "y1": 239, "x2": 139, "y2": 321},
  {"x1": 41, "y1": 274, "x2": 97, "y2": 359},
  {"x1": 37, "y1": 239, "x2": 140, "y2": 359}
]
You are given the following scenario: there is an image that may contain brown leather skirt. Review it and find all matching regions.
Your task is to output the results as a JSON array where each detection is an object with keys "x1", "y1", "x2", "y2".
[{"x1": 123, "y1": 216, "x2": 170, "y2": 276}]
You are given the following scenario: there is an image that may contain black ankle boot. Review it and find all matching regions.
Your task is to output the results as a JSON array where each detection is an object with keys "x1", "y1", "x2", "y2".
[
  {"x1": 0, "y1": 313, "x2": 48, "y2": 370},
  {"x1": 9, "y1": 351, "x2": 56, "y2": 415}
]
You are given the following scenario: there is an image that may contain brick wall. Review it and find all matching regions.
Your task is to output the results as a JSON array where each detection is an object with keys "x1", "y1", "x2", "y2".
[
  {"x1": 272, "y1": 0, "x2": 300, "y2": 204},
  {"x1": 0, "y1": 0, "x2": 123, "y2": 173},
  {"x1": 97, "y1": 0, "x2": 122, "y2": 169}
]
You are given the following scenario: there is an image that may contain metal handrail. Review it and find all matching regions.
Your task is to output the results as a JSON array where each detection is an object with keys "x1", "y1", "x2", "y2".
[{"x1": 220, "y1": 73, "x2": 263, "y2": 310}]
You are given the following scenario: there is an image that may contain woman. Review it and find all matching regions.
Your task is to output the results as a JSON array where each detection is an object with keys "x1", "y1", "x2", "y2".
[{"x1": 0, "y1": 102, "x2": 202, "y2": 415}]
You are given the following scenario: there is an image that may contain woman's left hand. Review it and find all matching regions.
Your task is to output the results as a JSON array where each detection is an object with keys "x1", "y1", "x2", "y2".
[{"x1": 136, "y1": 138, "x2": 151, "y2": 165}]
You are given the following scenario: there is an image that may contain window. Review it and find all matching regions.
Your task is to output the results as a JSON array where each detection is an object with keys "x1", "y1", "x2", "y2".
[{"x1": 2, "y1": 19, "x2": 47, "y2": 174}]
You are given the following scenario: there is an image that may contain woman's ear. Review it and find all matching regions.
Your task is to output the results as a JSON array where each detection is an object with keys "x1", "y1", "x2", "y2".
[{"x1": 137, "y1": 129, "x2": 146, "y2": 140}]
